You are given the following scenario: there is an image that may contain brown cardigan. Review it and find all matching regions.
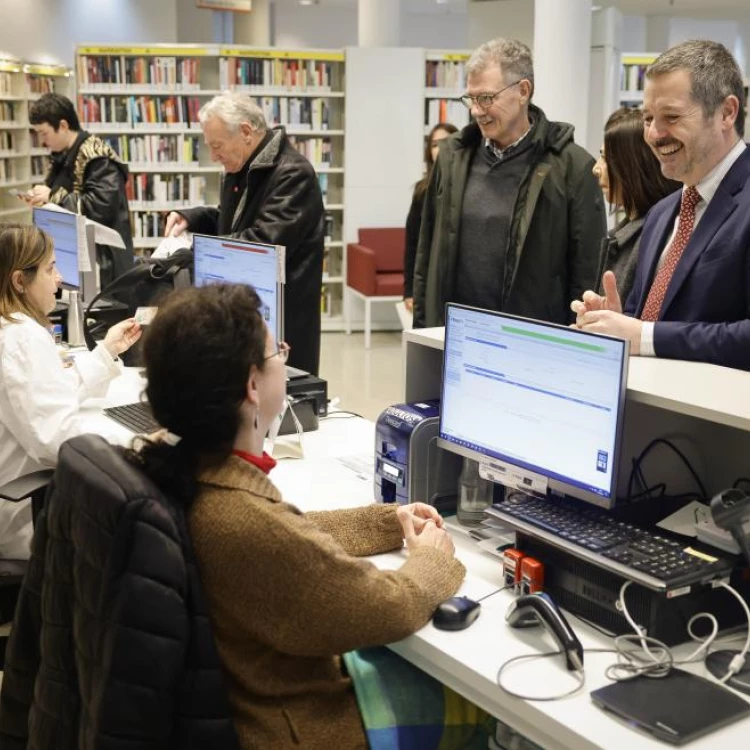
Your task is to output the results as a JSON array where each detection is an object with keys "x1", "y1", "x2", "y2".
[{"x1": 190, "y1": 456, "x2": 466, "y2": 750}]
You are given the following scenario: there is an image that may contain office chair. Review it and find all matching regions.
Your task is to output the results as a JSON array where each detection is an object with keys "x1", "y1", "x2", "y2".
[{"x1": 0, "y1": 435, "x2": 239, "y2": 750}]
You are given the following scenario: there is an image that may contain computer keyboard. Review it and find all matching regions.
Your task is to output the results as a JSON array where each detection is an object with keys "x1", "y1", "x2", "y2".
[
  {"x1": 485, "y1": 494, "x2": 734, "y2": 592},
  {"x1": 104, "y1": 402, "x2": 159, "y2": 434}
]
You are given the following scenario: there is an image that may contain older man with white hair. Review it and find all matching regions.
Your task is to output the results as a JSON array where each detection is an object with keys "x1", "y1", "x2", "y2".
[{"x1": 165, "y1": 92, "x2": 325, "y2": 375}]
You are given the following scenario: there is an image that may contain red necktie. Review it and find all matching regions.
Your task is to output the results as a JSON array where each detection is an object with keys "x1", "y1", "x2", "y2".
[{"x1": 640, "y1": 186, "x2": 701, "y2": 322}]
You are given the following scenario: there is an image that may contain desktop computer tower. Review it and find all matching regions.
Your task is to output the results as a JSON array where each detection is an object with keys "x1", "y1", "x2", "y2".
[{"x1": 517, "y1": 534, "x2": 749, "y2": 646}]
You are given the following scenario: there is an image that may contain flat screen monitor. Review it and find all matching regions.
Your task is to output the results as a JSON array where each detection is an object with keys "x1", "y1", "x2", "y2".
[
  {"x1": 438, "y1": 304, "x2": 629, "y2": 509},
  {"x1": 33, "y1": 207, "x2": 79, "y2": 290},
  {"x1": 192, "y1": 234, "x2": 284, "y2": 343}
]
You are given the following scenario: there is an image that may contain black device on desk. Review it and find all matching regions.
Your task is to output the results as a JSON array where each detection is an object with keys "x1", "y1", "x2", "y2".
[
  {"x1": 432, "y1": 596, "x2": 481, "y2": 631},
  {"x1": 437, "y1": 304, "x2": 745, "y2": 645}
]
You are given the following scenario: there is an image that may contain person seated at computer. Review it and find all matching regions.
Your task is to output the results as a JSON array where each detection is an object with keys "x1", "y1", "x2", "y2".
[
  {"x1": 128, "y1": 283, "x2": 468, "y2": 750},
  {"x1": 593, "y1": 107, "x2": 680, "y2": 303},
  {"x1": 572, "y1": 40, "x2": 750, "y2": 372},
  {"x1": 0, "y1": 224, "x2": 141, "y2": 559}
]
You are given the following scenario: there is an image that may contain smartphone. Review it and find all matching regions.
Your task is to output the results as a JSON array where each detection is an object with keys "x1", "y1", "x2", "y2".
[{"x1": 7, "y1": 188, "x2": 25, "y2": 198}]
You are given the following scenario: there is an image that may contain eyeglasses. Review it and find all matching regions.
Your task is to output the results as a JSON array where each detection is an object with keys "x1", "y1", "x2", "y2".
[
  {"x1": 459, "y1": 80, "x2": 522, "y2": 110},
  {"x1": 265, "y1": 341, "x2": 290, "y2": 363}
]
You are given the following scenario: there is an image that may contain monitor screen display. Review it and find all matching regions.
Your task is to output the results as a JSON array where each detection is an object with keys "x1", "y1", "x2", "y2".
[
  {"x1": 192, "y1": 234, "x2": 283, "y2": 342},
  {"x1": 439, "y1": 304, "x2": 629, "y2": 508},
  {"x1": 33, "y1": 208, "x2": 79, "y2": 289}
]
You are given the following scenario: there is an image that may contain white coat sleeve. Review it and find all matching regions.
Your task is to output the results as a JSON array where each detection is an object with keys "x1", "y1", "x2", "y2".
[{"x1": 1, "y1": 326, "x2": 119, "y2": 466}]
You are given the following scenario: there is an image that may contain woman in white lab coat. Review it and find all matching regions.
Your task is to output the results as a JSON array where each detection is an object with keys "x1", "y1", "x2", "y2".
[{"x1": 0, "y1": 223, "x2": 141, "y2": 559}]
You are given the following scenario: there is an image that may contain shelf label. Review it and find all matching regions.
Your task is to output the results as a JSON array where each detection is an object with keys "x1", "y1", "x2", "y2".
[
  {"x1": 78, "y1": 46, "x2": 212, "y2": 57},
  {"x1": 220, "y1": 47, "x2": 344, "y2": 62},
  {"x1": 24, "y1": 64, "x2": 71, "y2": 77},
  {"x1": 197, "y1": 0, "x2": 251, "y2": 11},
  {"x1": 426, "y1": 53, "x2": 470, "y2": 62},
  {"x1": 0, "y1": 61, "x2": 22, "y2": 73},
  {"x1": 622, "y1": 55, "x2": 659, "y2": 65}
]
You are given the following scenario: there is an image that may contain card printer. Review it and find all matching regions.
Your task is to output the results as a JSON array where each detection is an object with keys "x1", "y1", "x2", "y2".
[
  {"x1": 279, "y1": 372, "x2": 328, "y2": 435},
  {"x1": 374, "y1": 400, "x2": 462, "y2": 512}
]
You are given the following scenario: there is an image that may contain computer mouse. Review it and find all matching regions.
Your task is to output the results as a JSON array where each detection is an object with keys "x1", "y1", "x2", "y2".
[{"x1": 432, "y1": 596, "x2": 481, "y2": 631}]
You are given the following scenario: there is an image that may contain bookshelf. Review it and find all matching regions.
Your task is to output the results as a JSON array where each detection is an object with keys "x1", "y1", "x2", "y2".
[
  {"x1": 424, "y1": 51, "x2": 471, "y2": 135},
  {"x1": 0, "y1": 58, "x2": 73, "y2": 223},
  {"x1": 619, "y1": 53, "x2": 659, "y2": 107},
  {"x1": 75, "y1": 43, "x2": 347, "y2": 330}
]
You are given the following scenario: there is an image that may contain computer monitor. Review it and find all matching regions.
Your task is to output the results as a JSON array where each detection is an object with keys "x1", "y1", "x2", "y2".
[
  {"x1": 438, "y1": 304, "x2": 629, "y2": 510},
  {"x1": 33, "y1": 207, "x2": 79, "y2": 290},
  {"x1": 192, "y1": 234, "x2": 284, "y2": 343}
]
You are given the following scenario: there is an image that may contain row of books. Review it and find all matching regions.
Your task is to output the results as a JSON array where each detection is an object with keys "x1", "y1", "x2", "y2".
[
  {"x1": 320, "y1": 286, "x2": 340, "y2": 317},
  {"x1": 125, "y1": 173, "x2": 207, "y2": 205},
  {"x1": 131, "y1": 210, "x2": 166, "y2": 239},
  {"x1": 77, "y1": 56, "x2": 201, "y2": 89},
  {"x1": 0, "y1": 73, "x2": 13, "y2": 97},
  {"x1": 0, "y1": 131, "x2": 14, "y2": 150},
  {"x1": 0, "y1": 161, "x2": 17, "y2": 180},
  {"x1": 425, "y1": 99, "x2": 469, "y2": 130},
  {"x1": 219, "y1": 58, "x2": 336, "y2": 91},
  {"x1": 288, "y1": 136, "x2": 332, "y2": 168},
  {"x1": 0, "y1": 102, "x2": 18, "y2": 121},
  {"x1": 27, "y1": 75, "x2": 59, "y2": 95},
  {"x1": 30, "y1": 131, "x2": 43, "y2": 148},
  {"x1": 102, "y1": 134, "x2": 200, "y2": 165},
  {"x1": 258, "y1": 96, "x2": 332, "y2": 130},
  {"x1": 425, "y1": 60, "x2": 467, "y2": 90},
  {"x1": 31, "y1": 156, "x2": 46, "y2": 179},
  {"x1": 79, "y1": 95, "x2": 202, "y2": 127},
  {"x1": 621, "y1": 63, "x2": 649, "y2": 92}
]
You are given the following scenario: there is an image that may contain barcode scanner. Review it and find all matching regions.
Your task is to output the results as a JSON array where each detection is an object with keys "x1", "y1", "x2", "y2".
[{"x1": 505, "y1": 592, "x2": 584, "y2": 671}]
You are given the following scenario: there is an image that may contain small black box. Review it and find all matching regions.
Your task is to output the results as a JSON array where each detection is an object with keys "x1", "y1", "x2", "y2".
[{"x1": 279, "y1": 374, "x2": 328, "y2": 435}]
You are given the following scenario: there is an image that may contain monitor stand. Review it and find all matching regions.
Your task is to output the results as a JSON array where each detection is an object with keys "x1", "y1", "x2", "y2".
[{"x1": 705, "y1": 652, "x2": 750, "y2": 696}]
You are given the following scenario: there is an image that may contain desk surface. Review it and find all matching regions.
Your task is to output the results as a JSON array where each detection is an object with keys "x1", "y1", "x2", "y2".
[
  {"x1": 405, "y1": 327, "x2": 750, "y2": 432},
  {"x1": 90, "y1": 368, "x2": 750, "y2": 750}
]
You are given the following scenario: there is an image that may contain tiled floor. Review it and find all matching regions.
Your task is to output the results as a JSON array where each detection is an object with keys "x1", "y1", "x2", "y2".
[{"x1": 319, "y1": 331, "x2": 404, "y2": 421}]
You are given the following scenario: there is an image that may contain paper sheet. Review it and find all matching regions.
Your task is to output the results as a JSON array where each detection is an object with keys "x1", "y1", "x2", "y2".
[{"x1": 151, "y1": 232, "x2": 193, "y2": 259}]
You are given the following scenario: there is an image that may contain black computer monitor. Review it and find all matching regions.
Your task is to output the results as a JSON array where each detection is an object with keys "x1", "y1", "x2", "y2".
[
  {"x1": 33, "y1": 207, "x2": 80, "y2": 290},
  {"x1": 438, "y1": 304, "x2": 629, "y2": 510},
  {"x1": 192, "y1": 234, "x2": 284, "y2": 343}
]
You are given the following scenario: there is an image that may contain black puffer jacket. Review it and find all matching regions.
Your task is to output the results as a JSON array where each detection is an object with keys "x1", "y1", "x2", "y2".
[
  {"x1": 0, "y1": 435, "x2": 239, "y2": 750},
  {"x1": 180, "y1": 126, "x2": 325, "y2": 375}
]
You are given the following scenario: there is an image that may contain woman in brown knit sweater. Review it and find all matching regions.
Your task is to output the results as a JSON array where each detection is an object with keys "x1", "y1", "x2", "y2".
[{"x1": 130, "y1": 283, "x2": 466, "y2": 750}]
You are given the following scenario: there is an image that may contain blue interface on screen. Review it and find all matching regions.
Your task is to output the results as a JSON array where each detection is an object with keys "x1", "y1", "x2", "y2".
[
  {"x1": 440, "y1": 305, "x2": 627, "y2": 500},
  {"x1": 33, "y1": 208, "x2": 79, "y2": 289},
  {"x1": 193, "y1": 234, "x2": 281, "y2": 341}
]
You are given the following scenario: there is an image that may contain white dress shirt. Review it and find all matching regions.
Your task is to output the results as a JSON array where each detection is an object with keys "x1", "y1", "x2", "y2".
[
  {"x1": 0, "y1": 313, "x2": 121, "y2": 559},
  {"x1": 640, "y1": 138, "x2": 747, "y2": 356}
]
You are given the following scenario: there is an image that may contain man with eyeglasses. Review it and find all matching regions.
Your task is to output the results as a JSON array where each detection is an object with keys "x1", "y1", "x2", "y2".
[{"x1": 413, "y1": 38, "x2": 605, "y2": 329}]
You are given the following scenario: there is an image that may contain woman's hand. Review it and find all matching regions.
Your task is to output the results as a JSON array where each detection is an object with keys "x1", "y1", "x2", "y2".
[
  {"x1": 103, "y1": 318, "x2": 142, "y2": 358},
  {"x1": 396, "y1": 502, "x2": 444, "y2": 537},
  {"x1": 399, "y1": 512, "x2": 455, "y2": 556}
]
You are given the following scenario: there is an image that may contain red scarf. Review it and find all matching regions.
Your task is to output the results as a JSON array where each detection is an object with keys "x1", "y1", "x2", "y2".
[{"x1": 232, "y1": 449, "x2": 277, "y2": 475}]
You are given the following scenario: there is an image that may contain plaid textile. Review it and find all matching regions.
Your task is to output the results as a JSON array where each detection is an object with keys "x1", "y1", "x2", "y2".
[{"x1": 343, "y1": 647, "x2": 497, "y2": 750}]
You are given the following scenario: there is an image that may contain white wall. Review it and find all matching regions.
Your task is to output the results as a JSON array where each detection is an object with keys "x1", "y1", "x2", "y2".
[
  {"x1": 176, "y1": 0, "x2": 217, "y2": 44},
  {"x1": 467, "y1": 0, "x2": 534, "y2": 50},
  {"x1": 400, "y1": 12, "x2": 468, "y2": 49},
  {"x1": 622, "y1": 15, "x2": 647, "y2": 52},
  {"x1": 0, "y1": 0, "x2": 178, "y2": 66},
  {"x1": 273, "y1": 4, "x2": 358, "y2": 49}
]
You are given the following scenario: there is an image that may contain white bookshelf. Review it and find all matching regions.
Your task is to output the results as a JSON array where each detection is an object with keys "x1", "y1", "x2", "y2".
[
  {"x1": 0, "y1": 58, "x2": 73, "y2": 224},
  {"x1": 76, "y1": 44, "x2": 347, "y2": 329},
  {"x1": 424, "y1": 51, "x2": 471, "y2": 134},
  {"x1": 619, "y1": 53, "x2": 659, "y2": 107}
]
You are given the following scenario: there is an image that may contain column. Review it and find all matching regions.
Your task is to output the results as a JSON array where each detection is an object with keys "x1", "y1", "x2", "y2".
[
  {"x1": 533, "y1": 0, "x2": 592, "y2": 150},
  {"x1": 358, "y1": 0, "x2": 400, "y2": 47},
  {"x1": 234, "y1": 0, "x2": 272, "y2": 47}
]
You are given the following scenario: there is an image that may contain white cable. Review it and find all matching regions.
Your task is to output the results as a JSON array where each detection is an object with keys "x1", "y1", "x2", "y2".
[
  {"x1": 713, "y1": 581, "x2": 750, "y2": 683},
  {"x1": 496, "y1": 651, "x2": 586, "y2": 701}
]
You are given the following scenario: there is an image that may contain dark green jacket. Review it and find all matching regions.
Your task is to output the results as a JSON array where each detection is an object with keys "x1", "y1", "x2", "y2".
[{"x1": 413, "y1": 105, "x2": 606, "y2": 328}]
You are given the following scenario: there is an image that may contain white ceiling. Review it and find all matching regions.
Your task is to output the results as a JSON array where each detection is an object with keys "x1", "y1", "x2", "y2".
[{"x1": 276, "y1": 0, "x2": 750, "y2": 20}]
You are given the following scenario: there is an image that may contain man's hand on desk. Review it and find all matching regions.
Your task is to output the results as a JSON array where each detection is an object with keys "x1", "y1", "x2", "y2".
[{"x1": 397, "y1": 505, "x2": 455, "y2": 556}]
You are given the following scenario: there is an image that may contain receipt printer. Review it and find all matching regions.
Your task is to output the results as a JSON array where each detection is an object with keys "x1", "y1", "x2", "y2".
[{"x1": 374, "y1": 400, "x2": 462, "y2": 512}]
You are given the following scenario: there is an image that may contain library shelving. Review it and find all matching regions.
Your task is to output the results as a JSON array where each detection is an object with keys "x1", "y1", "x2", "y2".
[
  {"x1": 619, "y1": 53, "x2": 659, "y2": 107},
  {"x1": 424, "y1": 51, "x2": 470, "y2": 135},
  {"x1": 0, "y1": 58, "x2": 73, "y2": 223},
  {"x1": 76, "y1": 43, "x2": 347, "y2": 330}
]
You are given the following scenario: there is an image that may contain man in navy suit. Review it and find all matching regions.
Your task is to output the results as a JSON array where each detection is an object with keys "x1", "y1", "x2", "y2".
[{"x1": 571, "y1": 40, "x2": 750, "y2": 371}]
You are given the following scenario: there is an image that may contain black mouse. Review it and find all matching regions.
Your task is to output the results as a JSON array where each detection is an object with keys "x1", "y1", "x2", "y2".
[{"x1": 432, "y1": 596, "x2": 481, "y2": 631}]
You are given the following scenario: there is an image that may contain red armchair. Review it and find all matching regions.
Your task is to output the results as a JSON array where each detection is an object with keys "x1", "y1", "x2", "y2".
[{"x1": 345, "y1": 228, "x2": 406, "y2": 347}]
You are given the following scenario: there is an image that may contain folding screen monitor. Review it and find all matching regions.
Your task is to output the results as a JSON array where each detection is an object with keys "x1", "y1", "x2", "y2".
[
  {"x1": 192, "y1": 234, "x2": 284, "y2": 343},
  {"x1": 33, "y1": 207, "x2": 79, "y2": 290},
  {"x1": 438, "y1": 304, "x2": 629, "y2": 510}
]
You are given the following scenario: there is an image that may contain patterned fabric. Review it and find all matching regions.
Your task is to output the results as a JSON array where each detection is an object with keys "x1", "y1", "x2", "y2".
[
  {"x1": 343, "y1": 647, "x2": 496, "y2": 750},
  {"x1": 640, "y1": 185, "x2": 701, "y2": 321}
]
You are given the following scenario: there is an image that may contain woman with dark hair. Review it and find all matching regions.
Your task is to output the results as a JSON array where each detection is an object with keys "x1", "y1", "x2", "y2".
[
  {"x1": 403, "y1": 122, "x2": 458, "y2": 312},
  {"x1": 129, "y1": 283, "x2": 466, "y2": 750},
  {"x1": 0, "y1": 223, "x2": 140, "y2": 558},
  {"x1": 593, "y1": 107, "x2": 680, "y2": 302}
]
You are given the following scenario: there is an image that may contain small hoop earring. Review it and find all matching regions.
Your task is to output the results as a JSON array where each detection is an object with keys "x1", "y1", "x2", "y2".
[{"x1": 254, "y1": 413, "x2": 258, "y2": 429}]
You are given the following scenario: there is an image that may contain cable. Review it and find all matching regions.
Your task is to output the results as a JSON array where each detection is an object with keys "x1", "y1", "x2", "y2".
[
  {"x1": 320, "y1": 411, "x2": 364, "y2": 420},
  {"x1": 475, "y1": 585, "x2": 509, "y2": 604},
  {"x1": 496, "y1": 651, "x2": 585, "y2": 701},
  {"x1": 712, "y1": 581, "x2": 750, "y2": 683},
  {"x1": 732, "y1": 477, "x2": 750, "y2": 490}
]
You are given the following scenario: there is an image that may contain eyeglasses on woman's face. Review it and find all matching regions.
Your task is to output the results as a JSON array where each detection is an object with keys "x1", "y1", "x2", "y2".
[{"x1": 264, "y1": 340, "x2": 290, "y2": 363}]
